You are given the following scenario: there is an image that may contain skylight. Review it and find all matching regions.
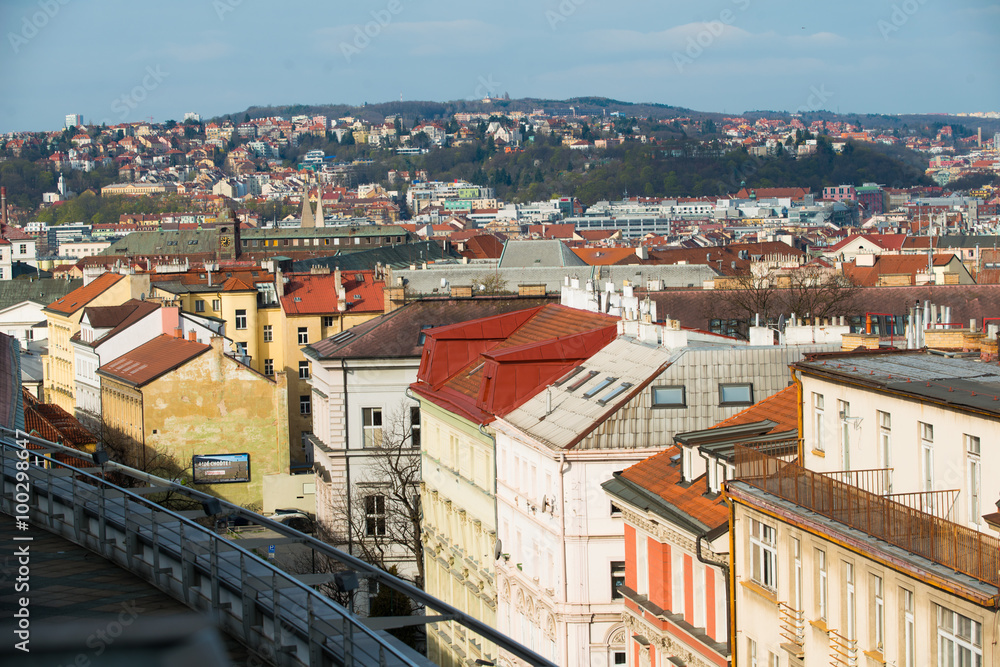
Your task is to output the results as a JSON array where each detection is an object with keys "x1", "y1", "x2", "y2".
[
  {"x1": 331, "y1": 330, "x2": 354, "y2": 344},
  {"x1": 597, "y1": 382, "x2": 633, "y2": 406},
  {"x1": 583, "y1": 377, "x2": 617, "y2": 399},
  {"x1": 567, "y1": 370, "x2": 599, "y2": 392},
  {"x1": 554, "y1": 366, "x2": 583, "y2": 386}
]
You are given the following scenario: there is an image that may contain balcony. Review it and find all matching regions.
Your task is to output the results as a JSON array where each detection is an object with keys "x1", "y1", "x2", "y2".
[{"x1": 733, "y1": 445, "x2": 1000, "y2": 588}]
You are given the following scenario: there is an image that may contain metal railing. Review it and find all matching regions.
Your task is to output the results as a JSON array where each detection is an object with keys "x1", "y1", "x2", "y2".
[
  {"x1": 733, "y1": 445, "x2": 1000, "y2": 588},
  {"x1": 819, "y1": 468, "x2": 892, "y2": 496},
  {"x1": 777, "y1": 601, "x2": 804, "y2": 656},
  {"x1": 0, "y1": 427, "x2": 555, "y2": 667},
  {"x1": 883, "y1": 489, "x2": 959, "y2": 522},
  {"x1": 828, "y1": 628, "x2": 857, "y2": 667}
]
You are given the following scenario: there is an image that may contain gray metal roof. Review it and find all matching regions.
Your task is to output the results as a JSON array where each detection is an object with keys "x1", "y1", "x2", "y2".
[
  {"x1": 796, "y1": 351, "x2": 1000, "y2": 413},
  {"x1": 395, "y1": 263, "x2": 716, "y2": 296},
  {"x1": 0, "y1": 278, "x2": 82, "y2": 310},
  {"x1": 497, "y1": 240, "x2": 588, "y2": 268}
]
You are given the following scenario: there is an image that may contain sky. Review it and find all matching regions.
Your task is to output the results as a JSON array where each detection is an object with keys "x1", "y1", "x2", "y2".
[{"x1": 1, "y1": 0, "x2": 998, "y2": 133}]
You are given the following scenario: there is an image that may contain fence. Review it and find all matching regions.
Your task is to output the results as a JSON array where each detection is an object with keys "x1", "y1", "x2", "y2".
[{"x1": 733, "y1": 445, "x2": 1000, "y2": 588}]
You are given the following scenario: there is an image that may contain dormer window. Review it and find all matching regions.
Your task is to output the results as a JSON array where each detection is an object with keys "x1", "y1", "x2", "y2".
[{"x1": 681, "y1": 446, "x2": 694, "y2": 483}]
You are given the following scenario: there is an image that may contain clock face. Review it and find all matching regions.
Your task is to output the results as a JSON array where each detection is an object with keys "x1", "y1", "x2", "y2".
[{"x1": 221, "y1": 236, "x2": 231, "y2": 247}]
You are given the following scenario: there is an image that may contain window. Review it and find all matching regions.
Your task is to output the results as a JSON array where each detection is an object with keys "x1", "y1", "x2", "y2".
[
  {"x1": 263, "y1": 325, "x2": 272, "y2": 342},
  {"x1": 235, "y1": 309, "x2": 247, "y2": 330},
  {"x1": 212, "y1": 299, "x2": 221, "y2": 311},
  {"x1": 611, "y1": 561, "x2": 625, "y2": 600},
  {"x1": 839, "y1": 400, "x2": 851, "y2": 470},
  {"x1": 719, "y1": 382, "x2": 753, "y2": 405},
  {"x1": 235, "y1": 342, "x2": 247, "y2": 357},
  {"x1": 844, "y1": 562, "x2": 855, "y2": 641},
  {"x1": 299, "y1": 361, "x2": 310, "y2": 379},
  {"x1": 937, "y1": 606, "x2": 982, "y2": 667},
  {"x1": 749, "y1": 518, "x2": 777, "y2": 590},
  {"x1": 297, "y1": 327, "x2": 308, "y2": 344},
  {"x1": 817, "y1": 549, "x2": 828, "y2": 621},
  {"x1": 813, "y1": 393, "x2": 825, "y2": 452},
  {"x1": 967, "y1": 434, "x2": 981, "y2": 526},
  {"x1": 409, "y1": 407, "x2": 421, "y2": 448},
  {"x1": 364, "y1": 495, "x2": 386, "y2": 536},
  {"x1": 19, "y1": 244, "x2": 27, "y2": 254},
  {"x1": 872, "y1": 574, "x2": 884, "y2": 651},
  {"x1": 791, "y1": 537, "x2": 802, "y2": 611},
  {"x1": 362, "y1": 407, "x2": 383, "y2": 448},
  {"x1": 921, "y1": 422, "x2": 934, "y2": 512},
  {"x1": 902, "y1": 589, "x2": 914, "y2": 667},
  {"x1": 195, "y1": 299, "x2": 205, "y2": 313},
  {"x1": 768, "y1": 652, "x2": 779, "y2": 667},
  {"x1": 748, "y1": 638, "x2": 758, "y2": 667},
  {"x1": 613, "y1": 652, "x2": 626, "y2": 666},
  {"x1": 583, "y1": 376, "x2": 616, "y2": 399},
  {"x1": 322, "y1": 316, "x2": 334, "y2": 327},
  {"x1": 878, "y1": 411, "x2": 892, "y2": 492},
  {"x1": 299, "y1": 395, "x2": 311, "y2": 415},
  {"x1": 264, "y1": 359, "x2": 273, "y2": 376},
  {"x1": 651, "y1": 385, "x2": 686, "y2": 408},
  {"x1": 636, "y1": 534, "x2": 648, "y2": 594}
]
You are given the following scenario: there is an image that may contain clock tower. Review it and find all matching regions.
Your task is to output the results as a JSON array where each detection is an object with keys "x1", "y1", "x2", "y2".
[{"x1": 217, "y1": 207, "x2": 241, "y2": 261}]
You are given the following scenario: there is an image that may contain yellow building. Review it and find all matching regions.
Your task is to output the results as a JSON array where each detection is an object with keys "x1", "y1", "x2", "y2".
[
  {"x1": 149, "y1": 266, "x2": 389, "y2": 465},
  {"x1": 98, "y1": 333, "x2": 289, "y2": 507},
  {"x1": 42, "y1": 271, "x2": 150, "y2": 412}
]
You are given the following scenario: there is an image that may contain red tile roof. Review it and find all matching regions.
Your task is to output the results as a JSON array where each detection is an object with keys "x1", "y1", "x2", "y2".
[
  {"x1": 411, "y1": 304, "x2": 619, "y2": 423},
  {"x1": 711, "y1": 384, "x2": 799, "y2": 433},
  {"x1": 618, "y1": 446, "x2": 728, "y2": 528},
  {"x1": 843, "y1": 253, "x2": 961, "y2": 287},
  {"x1": 45, "y1": 273, "x2": 125, "y2": 315},
  {"x1": 571, "y1": 247, "x2": 639, "y2": 265},
  {"x1": 98, "y1": 334, "x2": 209, "y2": 387},
  {"x1": 280, "y1": 271, "x2": 385, "y2": 316}
]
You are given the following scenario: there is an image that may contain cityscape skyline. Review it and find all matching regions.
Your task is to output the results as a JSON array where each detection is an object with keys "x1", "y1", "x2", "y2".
[{"x1": 2, "y1": 0, "x2": 999, "y2": 133}]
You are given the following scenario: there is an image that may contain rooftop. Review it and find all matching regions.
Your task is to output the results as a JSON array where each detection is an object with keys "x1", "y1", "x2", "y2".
[
  {"x1": 97, "y1": 334, "x2": 210, "y2": 387},
  {"x1": 45, "y1": 273, "x2": 124, "y2": 315}
]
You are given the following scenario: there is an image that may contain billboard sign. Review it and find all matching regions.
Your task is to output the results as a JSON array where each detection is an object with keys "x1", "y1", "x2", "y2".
[{"x1": 192, "y1": 453, "x2": 251, "y2": 484}]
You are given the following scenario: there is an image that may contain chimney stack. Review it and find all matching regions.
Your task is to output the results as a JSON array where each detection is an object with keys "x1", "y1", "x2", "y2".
[{"x1": 1, "y1": 186, "x2": 7, "y2": 227}]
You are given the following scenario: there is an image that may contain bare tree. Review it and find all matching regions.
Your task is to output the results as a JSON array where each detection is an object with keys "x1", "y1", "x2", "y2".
[
  {"x1": 779, "y1": 265, "x2": 861, "y2": 323},
  {"x1": 475, "y1": 272, "x2": 510, "y2": 296},
  {"x1": 94, "y1": 420, "x2": 194, "y2": 509},
  {"x1": 323, "y1": 406, "x2": 424, "y2": 590}
]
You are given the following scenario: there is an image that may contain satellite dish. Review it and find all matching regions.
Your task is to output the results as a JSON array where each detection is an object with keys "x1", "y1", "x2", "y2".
[
  {"x1": 494, "y1": 539, "x2": 503, "y2": 561},
  {"x1": 777, "y1": 314, "x2": 786, "y2": 332}
]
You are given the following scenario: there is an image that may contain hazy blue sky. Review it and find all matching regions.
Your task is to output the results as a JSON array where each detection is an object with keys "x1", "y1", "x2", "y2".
[{"x1": 2, "y1": 0, "x2": 998, "y2": 132}]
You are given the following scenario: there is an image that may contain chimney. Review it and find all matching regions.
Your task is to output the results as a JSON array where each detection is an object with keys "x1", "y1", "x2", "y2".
[
  {"x1": 1, "y1": 186, "x2": 7, "y2": 227},
  {"x1": 188, "y1": 330, "x2": 197, "y2": 341},
  {"x1": 173, "y1": 327, "x2": 183, "y2": 338},
  {"x1": 275, "y1": 266, "x2": 284, "y2": 298}
]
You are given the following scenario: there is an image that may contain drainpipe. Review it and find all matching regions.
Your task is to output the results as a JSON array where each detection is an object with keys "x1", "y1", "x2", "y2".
[
  {"x1": 342, "y1": 360, "x2": 352, "y2": 556},
  {"x1": 696, "y1": 531, "x2": 732, "y2": 666},
  {"x1": 558, "y1": 451, "x2": 570, "y2": 667},
  {"x1": 722, "y1": 490, "x2": 737, "y2": 667}
]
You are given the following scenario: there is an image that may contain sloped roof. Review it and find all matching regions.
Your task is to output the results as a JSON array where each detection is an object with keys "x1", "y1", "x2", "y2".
[
  {"x1": 411, "y1": 304, "x2": 619, "y2": 424},
  {"x1": 843, "y1": 253, "x2": 962, "y2": 287},
  {"x1": 613, "y1": 446, "x2": 728, "y2": 530},
  {"x1": 710, "y1": 384, "x2": 798, "y2": 433},
  {"x1": 45, "y1": 273, "x2": 124, "y2": 315},
  {"x1": 97, "y1": 334, "x2": 209, "y2": 387},
  {"x1": 498, "y1": 240, "x2": 588, "y2": 268},
  {"x1": 23, "y1": 390, "x2": 97, "y2": 450},
  {"x1": 80, "y1": 299, "x2": 160, "y2": 348},
  {"x1": 0, "y1": 278, "x2": 82, "y2": 310},
  {"x1": 826, "y1": 233, "x2": 907, "y2": 253},
  {"x1": 280, "y1": 271, "x2": 384, "y2": 315},
  {"x1": 304, "y1": 296, "x2": 554, "y2": 360},
  {"x1": 500, "y1": 337, "x2": 674, "y2": 451},
  {"x1": 571, "y1": 247, "x2": 640, "y2": 266}
]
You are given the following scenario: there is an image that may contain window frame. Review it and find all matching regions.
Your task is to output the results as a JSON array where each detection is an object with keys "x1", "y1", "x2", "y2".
[
  {"x1": 936, "y1": 606, "x2": 982, "y2": 667},
  {"x1": 966, "y1": 434, "x2": 981, "y2": 527},
  {"x1": 813, "y1": 392, "x2": 825, "y2": 452},
  {"x1": 362, "y1": 407, "x2": 383, "y2": 448},
  {"x1": 263, "y1": 358, "x2": 274, "y2": 376},
  {"x1": 299, "y1": 394, "x2": 311, "y2": 415},
  {"x1": 235, "y1": 309, "x2": 247, "y2": 330},
  {"x1": 610, "y1": 561, "x2": 626, "y2": 600},
  {"x1": 719, "y1": 382, "x2": 753, "y2": 406},
  {"x1": 297, "y1": 326, "x2": 308, "y2": 345},
  {"x1": 298, "y1": 361, "x2": 310, "y2": 379},
  {"x1": 364, "y1": 494, "x2": 386, "y2": 537},
  {"x1": 749, "y1": 518, "x2": 777, "y2": 591},
  {"x1": 263, "y1": 324, "x2": 272, "y2": 343},
  {"x1": 651, "y1": 385, "x2": 686, "y2": 408}
]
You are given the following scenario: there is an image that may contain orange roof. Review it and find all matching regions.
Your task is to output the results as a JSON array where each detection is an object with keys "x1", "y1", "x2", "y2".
[
  {"x1": 711, "y1": 384, "x2": 798, "y2": 433},
  {"x1": 571, "y1": 247, "x2": 638, "y2": 265},
  {"x1": 98, "y1": 334, "x2": 209, "y2": 387},
  {"x1": 618, "y1": 446, "x2": 728, "y2": 528},
  {"x1": 280, "y1": 271, "x2": 385, "y2": 316},
  {"x1": 843, "y1": 253, "x2": 960, "y2": 287},
  {"x1": 45, "y1": 273, "x2": 124, "y2": 315}
]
